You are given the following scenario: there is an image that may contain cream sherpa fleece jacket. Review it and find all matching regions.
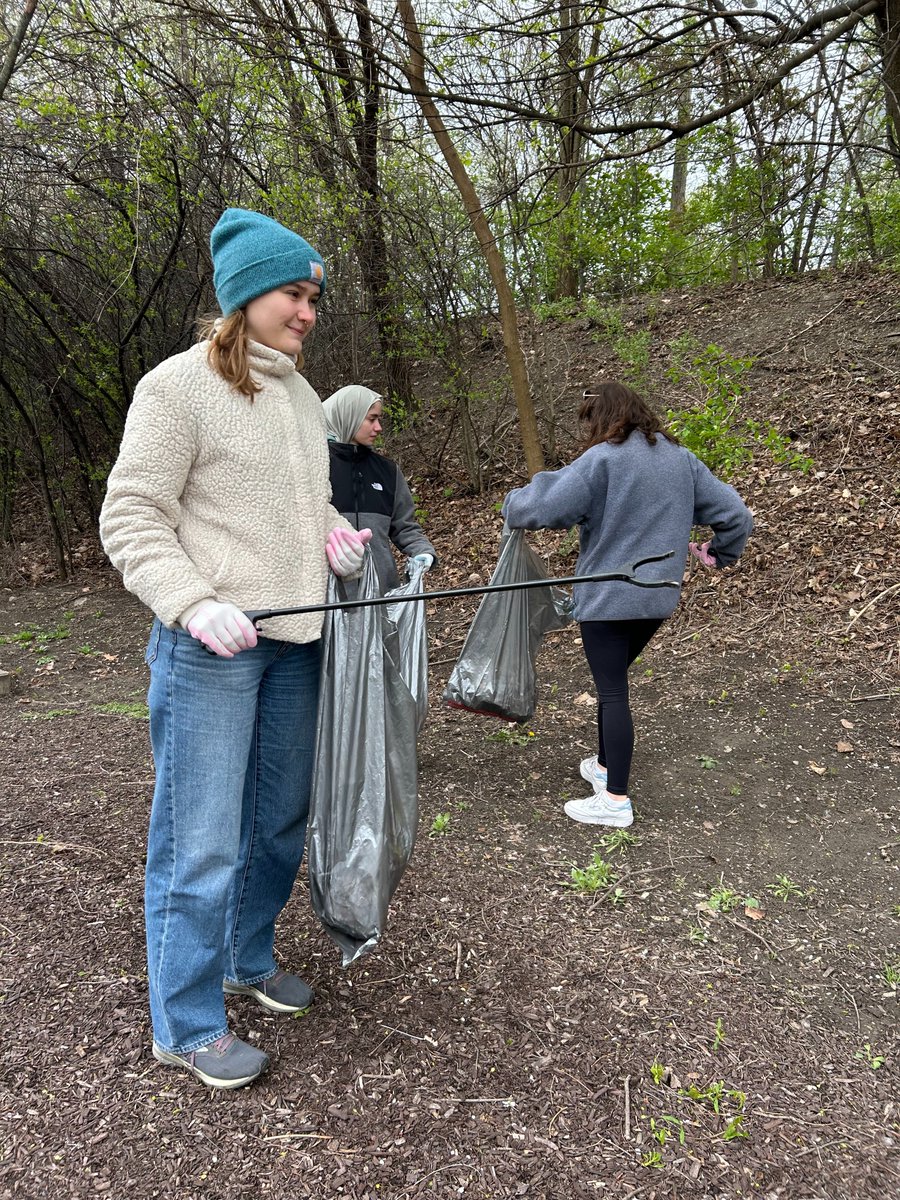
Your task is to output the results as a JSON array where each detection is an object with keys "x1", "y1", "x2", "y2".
[{"x1": 100, "y1": 339, "x2": 353, "y2": 644}]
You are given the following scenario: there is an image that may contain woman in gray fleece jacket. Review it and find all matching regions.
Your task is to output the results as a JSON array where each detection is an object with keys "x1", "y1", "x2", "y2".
[
  {"x1": 100, "y1": 209, "x2": 370, "y2": 1091},
  {"x1": 503, "y1": 381, "x2": 752, "y2": 829}
]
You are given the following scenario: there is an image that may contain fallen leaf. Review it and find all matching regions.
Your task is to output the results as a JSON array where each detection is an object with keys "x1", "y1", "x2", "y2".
[
  {"x1": 744, "y1": 905, "x2": 766, "y2": 920},
  {"x1": 574, "y1": 692, "x2": 594, "y2": 706},
  {"x1": 836, "y1": 741, "x2": 854, "y2": 753},
  {"x1": 840, "y1": 719, "x2": 855, "y2": 729},
  {"x1": 808, "y1": 761, "x2": 827, "y2": 775}
]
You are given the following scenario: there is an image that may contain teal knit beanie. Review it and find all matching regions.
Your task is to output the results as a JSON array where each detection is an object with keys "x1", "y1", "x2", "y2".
[{"x1": 210, "y1": 208, "x2": 327, "y2": 315}]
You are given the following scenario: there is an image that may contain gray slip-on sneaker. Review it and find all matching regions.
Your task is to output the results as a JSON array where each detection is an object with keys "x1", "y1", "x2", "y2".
[
  {"x1": 224, "y1": 970, "x2": 313, "y2": 1014},
  {"x1": 152, "y1": 1033, "x2": 269, "y2": 1089}
]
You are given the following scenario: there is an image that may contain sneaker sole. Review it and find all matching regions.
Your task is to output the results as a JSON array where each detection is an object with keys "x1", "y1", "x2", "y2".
[
  {"x1": 564, "y1": 802, "x2": 633, "y2": 828},
  {"x1": 224, "y1": 981, "x2": 313, "y2": 1015},
  {"x1": 579, "y1": 761, "x2": 607, "y2": 793},
  {"x1": 151, "y1": 1043, "x2": 268, "y2": 1089}
]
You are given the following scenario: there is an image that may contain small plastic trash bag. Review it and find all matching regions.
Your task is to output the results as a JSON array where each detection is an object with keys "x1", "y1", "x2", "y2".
[
  {"x1": 442, "y1": 527, "x2": 573, "y2": 723},
  {"x1": 308, "y1": 554, "x2": 419, "y2": 966},
  {"x1": 386, "y1": 558, "x2": 429, "y2": 733}
]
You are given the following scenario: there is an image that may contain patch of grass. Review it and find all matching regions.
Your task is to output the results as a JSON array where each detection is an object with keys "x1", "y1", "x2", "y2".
[
  {"x1": 485, "y1": 725, "x2": 535, "y2": 747},
  {"x1": 882, "y1": 961, "x2": 900, "y2": 988},
  {"x1": 95, "y1": 701, "x2": 150, "y2": 719},
  {"x1": 22, "y1": 708, "x2": 77, "y2": 720},
  {"x1": 597, "y1": 828, "x2": 640, "y2": 855},
  {"x1": 698, "y1": 754, "x2": 719, "y2": 770},
  {"x1": 566, "y1": 852, "x2": 617, "y2": 894}
]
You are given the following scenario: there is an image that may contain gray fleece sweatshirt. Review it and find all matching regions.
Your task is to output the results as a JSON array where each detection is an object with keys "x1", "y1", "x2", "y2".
[{"x1": 502, "y1": 431, "x2": 753, "y2": 621}]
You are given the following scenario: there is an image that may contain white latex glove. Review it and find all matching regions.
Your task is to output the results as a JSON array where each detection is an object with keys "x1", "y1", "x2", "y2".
[
  {"x1": 325, "y1": 527, "x2": 372, "y2": 576},
  {"x1": 408, "y1": 553, "x2": 434, "y2": 573},
  {"x1": 179, "y1": 599, "x2": 258, "y2": 658}
]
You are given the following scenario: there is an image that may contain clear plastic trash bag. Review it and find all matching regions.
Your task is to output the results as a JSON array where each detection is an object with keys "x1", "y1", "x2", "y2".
[
  {"x1": 442, "y1": 527, "x2": 573, "y2": 723},
  {"x1": 308, "y1": 554, "x2": 419, "y2": 966},
  {"x1": 386, "y1": 558, "x2": 429, "y2": 733}
]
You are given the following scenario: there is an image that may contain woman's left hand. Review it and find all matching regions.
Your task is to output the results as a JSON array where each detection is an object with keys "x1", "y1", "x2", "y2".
[{"x1": 326, "y1": 526, "x2": 372, "y2": 576}]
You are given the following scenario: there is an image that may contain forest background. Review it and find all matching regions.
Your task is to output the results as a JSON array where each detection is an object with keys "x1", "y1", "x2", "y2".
[{"x1": 2, "y1": 0, "x2": 900, "y2": 574}]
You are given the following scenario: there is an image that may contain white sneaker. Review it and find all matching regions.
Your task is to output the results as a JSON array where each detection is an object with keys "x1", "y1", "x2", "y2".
[
  {"x1": 579, "y1": 756, "x2": 608, "y2": 793},
  {"x1": 564, "y1": 790, "x2": 633, "y2": 827}
]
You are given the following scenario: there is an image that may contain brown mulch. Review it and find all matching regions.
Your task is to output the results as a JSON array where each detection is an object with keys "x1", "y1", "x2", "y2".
[{"x1": 1, "y1": 267, "x2": 899, "y2": 1199}]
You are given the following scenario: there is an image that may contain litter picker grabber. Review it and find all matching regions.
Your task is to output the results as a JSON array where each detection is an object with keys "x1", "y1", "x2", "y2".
[{"x1": 243, "y1": 550, "x2": 679, "y2": 629}]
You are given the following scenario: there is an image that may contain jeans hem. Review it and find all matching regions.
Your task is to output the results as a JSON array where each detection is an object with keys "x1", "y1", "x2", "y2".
[
  {"x1": 224, "y1": 967, "x2": 278, "y2": 988},
  {"x1": 153, "y1": 1023, "x2": 231, "y2": 1056}
]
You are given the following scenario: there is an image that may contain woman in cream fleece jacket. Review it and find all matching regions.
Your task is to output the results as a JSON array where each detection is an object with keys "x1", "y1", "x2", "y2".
[{"x1": 100, "y1": 209, "x2": 370, "y2": 1091}]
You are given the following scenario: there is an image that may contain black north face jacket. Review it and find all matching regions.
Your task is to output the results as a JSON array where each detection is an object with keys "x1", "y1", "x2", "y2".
[{"x1": 328, "y1": 442, "x2": 437, "y2": 591}]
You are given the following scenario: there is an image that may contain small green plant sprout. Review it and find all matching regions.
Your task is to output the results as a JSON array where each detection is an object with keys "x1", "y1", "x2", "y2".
[
  {"x1": 566, "y1": 852, "x2": 617, "y2": 894},
  {"x1": 429, "y1": 812, "x2": 451, "y2": 837},
  {"x1": 706, "y1": 877, "x2": 742, "y2": 913},
  {"x1": 650, "y1": 1115, "x2": 685, "y2": 1147},
  {"x1": 883, "y1": 960, "x2": 900, "y2": 988},
  {"x1": 766, "y1": 875, "x2": 805, "y2": 902},
  {"x1": 681, "y1": 1080, "x2": 746, "y2": 1117},
  {"x1": 650, "y1": 1059, "x2": 666, "y2": 1085},
  {"x1": 712, "y1": 1017, "x2": 726, "y2": 1051},
  {"x1": 698, "y1": 754, "x2": 718, "y2": 770},
  {"x1": 721, "y1": 1114, "x2": 749, "y2": 1141},
  {"x1": 78, "y1": 644, "x2": 95, "y2": 655},
  {"x1": 485, "y1": 724, "x2": 535, "y2": 747},
  {"x1": 855, "y1": 1043, "x2": 886, "y2": 1070},
  {"x1": 597, "y1": 828, "x2": 640, "y2": 855},
  {"x1": 609, "y1": 885, "x2": 628, "y2": 907},
  {"x1": 730, "y1": 784, "x2": 742, "y2": 797},
  {"x1": 687, "y1": 924, "x2": 708, "y2": 944},
  {"x1": 641, "y1": 1149, "x2": 664, "y2": 1168},
  {"x1": 891, "y1": 904, "x2": 900, "y2": 917},
  {"x1": 443, "y1": 486, "x2": 455, "y2": 499}
]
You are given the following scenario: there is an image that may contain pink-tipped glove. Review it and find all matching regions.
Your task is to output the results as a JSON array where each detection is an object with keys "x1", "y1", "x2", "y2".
[
  {"x1": 179, "y1": 599, "x2": 258, "y2": 658},
  {"x1": 689, "y1": 540, "x2": 717, "y2": 568},
  {"x1": 325, "y1": 526, "x2": 372, "y2": 576}
]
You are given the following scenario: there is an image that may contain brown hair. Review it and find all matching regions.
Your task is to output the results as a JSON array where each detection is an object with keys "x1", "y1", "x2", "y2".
[
  {"x1": 578, "y1": 381, "x2": 677, "y2": 449},
  {"x1": 198, "y1": 310, "x2": 304, "y2": 401}
]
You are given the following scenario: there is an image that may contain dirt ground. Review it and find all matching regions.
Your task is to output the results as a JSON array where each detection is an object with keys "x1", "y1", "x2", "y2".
[{"x1": 1, "y1": 269, "x2": 899, "y2": 1199}]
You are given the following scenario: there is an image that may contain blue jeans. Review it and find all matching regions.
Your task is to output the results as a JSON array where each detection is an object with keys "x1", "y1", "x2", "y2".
[{"x1": 144, "y1": 620, "x2": 321, "y2": 1054}]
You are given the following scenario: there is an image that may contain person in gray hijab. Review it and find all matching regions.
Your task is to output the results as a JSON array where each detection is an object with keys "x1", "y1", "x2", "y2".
[{"x1": 322, "y1": 385, "x2": 437, "y2": 592}]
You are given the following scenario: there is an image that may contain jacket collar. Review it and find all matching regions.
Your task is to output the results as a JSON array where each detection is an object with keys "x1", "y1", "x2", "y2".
[
  {"x1": 247, "y1": 339, "x2": 299, "y2": 379},
  {"x1": 330, "y1": 440, "x2": 372, "y2": 460}
]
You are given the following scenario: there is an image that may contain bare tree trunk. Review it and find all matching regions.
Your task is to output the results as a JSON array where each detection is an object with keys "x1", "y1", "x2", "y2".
[
  {"x1": 553, "y1": 0, "x2": 581, "y2": 301},
  {"x1": 0, "y1": 0, "x2": 38, "y2": 102},
  {"x1": 877, "y1": 0, "x2": 900, "y2": 179},
  {"x1": 396, "y1": 0, "x2": 545, "y2": 477}
]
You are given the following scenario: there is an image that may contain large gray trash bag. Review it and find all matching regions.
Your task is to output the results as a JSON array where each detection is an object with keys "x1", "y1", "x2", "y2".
[
  {"x1": 442, "y1": 527, "x2": 573, "y2": 723},
  {"x1": 308, "y1": 554, "x2": 419, "y2": 966},
  {"x1": 386, "y1": 558, "x2": 429, "y2": 733}
]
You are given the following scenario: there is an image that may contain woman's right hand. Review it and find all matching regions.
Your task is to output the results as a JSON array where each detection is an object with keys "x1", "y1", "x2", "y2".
[
  {"x1": 326, "y1": 527, "x2": 372, "y2": 576},
  {"x1": 179, "y1": 599, "x2": 259, "y2": 658}
]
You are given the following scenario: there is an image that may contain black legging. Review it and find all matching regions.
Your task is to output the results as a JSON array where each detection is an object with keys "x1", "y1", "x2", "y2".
[{"x1": 580, "y1": 619, "x2": 664, "y2": 795}]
